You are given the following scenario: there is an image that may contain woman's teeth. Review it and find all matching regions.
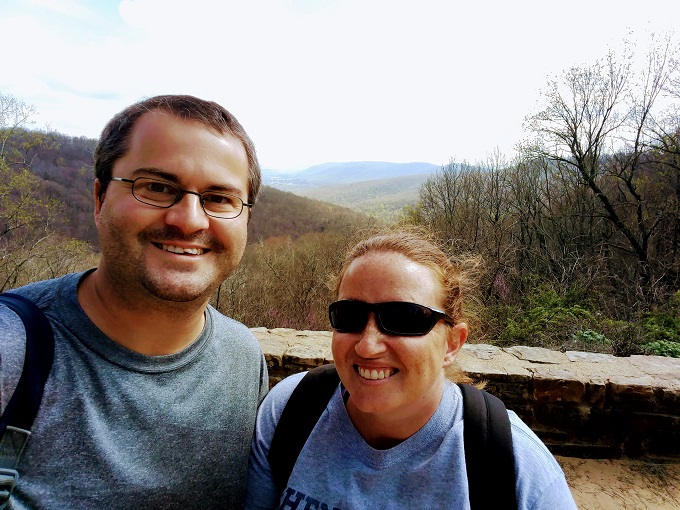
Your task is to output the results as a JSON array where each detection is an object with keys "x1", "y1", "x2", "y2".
[{"x1": 357, "y1": 366, "x2": 394, "y2": 380}]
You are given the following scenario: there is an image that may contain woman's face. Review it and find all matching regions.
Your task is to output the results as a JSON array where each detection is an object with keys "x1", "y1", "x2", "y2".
[{"x1": 331, "y1": 251, "x2": 467, "y2": 428}]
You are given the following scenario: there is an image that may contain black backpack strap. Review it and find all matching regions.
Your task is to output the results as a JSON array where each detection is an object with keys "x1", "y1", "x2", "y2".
[
  {"x1": 0, "y1": 293, "x2": 54, "y2": 438},
  {"x1": 268, "y1": 363, "x2": 340, "y2": 495},
  {"x1": 0, "y1": 292, "x2": 55, "y2": 507},
  {"x1": 459, "y1": 383, "x2": 517, "y2": 510}
]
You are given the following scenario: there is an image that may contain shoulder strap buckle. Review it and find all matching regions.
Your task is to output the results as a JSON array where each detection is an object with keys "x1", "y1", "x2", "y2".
[
  {"x1": 0, "y1": 426, "x2": 32, "y2": 470},
  {"x1": 0, "y1": 468, "x2": 19, "y2": 509}
]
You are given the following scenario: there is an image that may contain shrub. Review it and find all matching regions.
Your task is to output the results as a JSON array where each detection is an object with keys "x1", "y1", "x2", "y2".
[
  {"x1": 494, "y1": 285, "x2": 600, "y2": 350},
  {"x1": 641, "y1": 309, "x2": 680, "y2": 344},
  {"x1": 637, "y1": 291, "x2": 680, "y2": 357},
  {"x1": 571, "y1": 329, "x2": 611, "y2": 346},
  {"x1": 643, "y1": 340, "x2": 680, "y2": 358},
  {"x1": 600, "y1": 320, "x2": 646, "y2": 357}
]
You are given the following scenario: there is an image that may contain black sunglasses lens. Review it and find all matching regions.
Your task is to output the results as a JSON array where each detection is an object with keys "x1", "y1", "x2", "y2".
[
  {"x1": 377, "y1": 302, "x2": 437, "y2": 335},
  {"x1": 329, "y1": 301, "x2": 368, "y2": 332},
  {"x1": 329, "y1": 300, "x2": 445, "y2": 336}
]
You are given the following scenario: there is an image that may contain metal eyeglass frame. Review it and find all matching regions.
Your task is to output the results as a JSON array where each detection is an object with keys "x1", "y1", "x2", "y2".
[{"x1": 111, "y1": 176, "x2": 252, "y2": 219}]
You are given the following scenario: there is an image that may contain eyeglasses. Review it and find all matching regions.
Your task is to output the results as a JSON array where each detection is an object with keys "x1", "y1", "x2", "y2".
[
  {"x1": 111, "y1": 177, "x2": 253, "y2": 219},
  {"x1": 328, "y1": 300, "x2": 454, "y2": 336}
]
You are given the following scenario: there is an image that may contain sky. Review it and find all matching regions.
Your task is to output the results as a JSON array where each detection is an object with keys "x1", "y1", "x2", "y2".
[{"x1": 0, "y1": 0, "x2": 678, "y2": 171}]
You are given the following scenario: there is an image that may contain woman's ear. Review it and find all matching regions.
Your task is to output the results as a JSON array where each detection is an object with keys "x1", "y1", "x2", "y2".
[{"x1": 443, "y1": 322, "x2": 468, "y2": 367}]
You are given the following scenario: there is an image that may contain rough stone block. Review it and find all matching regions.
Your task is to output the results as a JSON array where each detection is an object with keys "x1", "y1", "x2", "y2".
[
  {"x1": 461, "y1": 343, "x2": 502, "y2": 359},
  {"x1": 485, "y1": 380, "x2": 532, "y2": 405},
  {"x1": 565, "y1": 351, "x2": 617, "y2": 363},
  {"x1": 623, "y1": 412, "x2": 680, "y2": 457},
  {"x1": 629, "y1": 355, "x2": 680, "y2": 377},
  {"x1": 534, "y1": 402, "x2": 585, "y2": 434},
  {"x1": 530, "y1": 425, "x2": 570, "y2": 443},
  {"x1": 509, "y1": 405, "x2": 535, "y2": 425},
  {"x1": 505, "y1": 346, "x2": 569, "y2": 364},
  {"x1": 252, "y1": 328, "x2": 680, "y2": 460},
  {"x1": 608, "y1": 375, "x2": 658, "y2": 411},
  {"x1": 657, "y1": 380, "x2": 680, "y2": 414},
  {"x1": 267, "y1": 375, "x2": 284, "y2": 388},
  {"x1": 255, "y1": 334, "x2": 291, "y2": 370},
  {"x1": 283, "y1": 336, "x2": 333, "y2": 368},
  {"x1": 534, "y1": 369, "x2": 585, "y2": 403},
  {"x1": 458, "y1": 345, "x2": 533, "y2": 382},
  {"x1": 533, "y1": 367, "x2": 606, "y2": 407},
  {"x1": 532, "y1": 402, "x2": 616, "y2": 444}
]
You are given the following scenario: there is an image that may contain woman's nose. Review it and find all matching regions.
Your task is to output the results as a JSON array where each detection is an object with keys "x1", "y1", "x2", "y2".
[{"x1": 354, "y1": 314, "x2": 388, "y2": 358}]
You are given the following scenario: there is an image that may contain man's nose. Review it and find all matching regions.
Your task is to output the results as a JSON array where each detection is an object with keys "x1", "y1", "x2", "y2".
[{"x1": 164, "y1": 192, "x2": 210, "y2": 232}]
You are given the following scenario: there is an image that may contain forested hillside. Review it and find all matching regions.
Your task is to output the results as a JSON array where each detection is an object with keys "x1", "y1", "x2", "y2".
[
  {"x1": 248, "y1": 186, "x2": 370, "y2": 242},
  {"x1": 289, "y1": 173, "x2": 431, "y2": 220}
]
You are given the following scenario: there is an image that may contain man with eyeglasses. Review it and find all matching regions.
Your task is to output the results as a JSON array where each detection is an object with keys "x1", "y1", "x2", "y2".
[{"x1": 0, "y1": 95, "x2": 268, "y2": 509}]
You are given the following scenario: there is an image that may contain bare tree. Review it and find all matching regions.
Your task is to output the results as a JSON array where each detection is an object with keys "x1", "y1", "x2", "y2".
[
  {"x1": 0, "y1": 92, "x2": 37, "y2": 161},
  {"x1": 0, "y1": 91, "x2": 57, "y2": 169},
  {"x1": 524, "y1": 41, "x2": 680, "y2": 305}
]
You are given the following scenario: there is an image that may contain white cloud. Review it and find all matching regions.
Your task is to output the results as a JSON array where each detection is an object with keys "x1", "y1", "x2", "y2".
[{"x1": 0, "y1": 0, "x2": 678, "y2": 170}]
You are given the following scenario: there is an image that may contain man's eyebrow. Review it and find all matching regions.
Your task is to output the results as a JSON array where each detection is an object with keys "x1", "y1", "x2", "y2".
[
  {"x1": 131, "y1": 168, "x2": 179, "y2": 182},
  {"x1": 130, "y1": 167, "x2": 245, "y2": 195}
]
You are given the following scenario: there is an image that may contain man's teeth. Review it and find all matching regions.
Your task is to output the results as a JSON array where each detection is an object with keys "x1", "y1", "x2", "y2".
[
  {"x1": 161, "y1": 244, "x2": 204, "y2": 255},
  {"x1": 358, "y1": 367, "x2": 393, "y2": 380}
]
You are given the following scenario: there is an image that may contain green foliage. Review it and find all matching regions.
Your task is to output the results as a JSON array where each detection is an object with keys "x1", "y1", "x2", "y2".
[
  {"x1": 633, "y1": 291, "x2": 680, "y2": 357},
  {"x1": 640, "y1": 291, "x2": 680, "y2": 343},
  {"x1": 643, "y1": 340, "x2": 680, "y2": 358},
  {"x1": 571, "y1": 329, "x2": 611, "y2": 346},
  {"x1": 0, "y1": 160, "x2": 96, "y2": 290},
  {"x1": 497, "y1": 285, "x2": 599, "y2": 349},
  {"x1": 594, "y1": 319, "x2": 642, "y2": 357}
]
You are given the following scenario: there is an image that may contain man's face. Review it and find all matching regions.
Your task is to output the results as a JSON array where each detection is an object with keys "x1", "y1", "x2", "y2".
[{"x1": 94, "y1": 110, "x2": 250, "y2": 304}]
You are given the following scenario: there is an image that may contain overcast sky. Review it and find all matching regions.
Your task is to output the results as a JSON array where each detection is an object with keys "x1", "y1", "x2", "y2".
[{"x1": 1, "y1": 0, "x2": 678, "y2": 171}]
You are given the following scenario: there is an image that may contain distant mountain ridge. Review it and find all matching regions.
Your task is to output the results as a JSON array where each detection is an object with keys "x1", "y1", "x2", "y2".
[
  {"x1": 263, "y1": 161, "x2": 440, "y2": 220},
  {"x1": 263, "y1": 161, "x2": 439, "y2": 188}
]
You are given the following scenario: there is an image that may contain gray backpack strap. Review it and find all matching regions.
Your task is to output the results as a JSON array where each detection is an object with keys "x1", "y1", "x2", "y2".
[
  {"x1": 0, "y1": 293, "x2": 55, "y2": 508},
  {"x1": 459, "y1": 383, "x2": 517, "y2": 510}
]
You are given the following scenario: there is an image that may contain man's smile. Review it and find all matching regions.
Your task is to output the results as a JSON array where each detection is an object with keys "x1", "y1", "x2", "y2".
[{"x1": 154, "y1": 243, "x2": 209, "y2": 255}]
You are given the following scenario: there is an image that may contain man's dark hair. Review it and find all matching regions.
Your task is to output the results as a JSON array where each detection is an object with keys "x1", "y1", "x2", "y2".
[{"x1": 94, "y1": 95, "x2": 261, "y2": 206}]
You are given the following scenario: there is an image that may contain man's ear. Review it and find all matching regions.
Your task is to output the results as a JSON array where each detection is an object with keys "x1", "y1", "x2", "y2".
[
  {"x1": 443, "y1": 322, "x2": 468, "y2": 367},
  {"x1": 94, "y1": 179, "x2": 104, "y2": 226}
]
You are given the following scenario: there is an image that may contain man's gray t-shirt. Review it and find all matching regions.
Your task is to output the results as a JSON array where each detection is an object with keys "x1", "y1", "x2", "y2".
[{"x1": 0, "y1": 271, "x2": 268, "y2": 509}]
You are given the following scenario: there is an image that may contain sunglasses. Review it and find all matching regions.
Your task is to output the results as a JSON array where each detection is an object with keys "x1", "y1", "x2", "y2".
[{"x1": 328, "y1": 300, "x2": 454, "y2": 336}]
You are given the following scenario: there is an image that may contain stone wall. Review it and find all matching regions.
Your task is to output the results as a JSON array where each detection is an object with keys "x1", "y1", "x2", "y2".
[{"x1": 251, "y1": 327, "x2": 680, "y2": 460}]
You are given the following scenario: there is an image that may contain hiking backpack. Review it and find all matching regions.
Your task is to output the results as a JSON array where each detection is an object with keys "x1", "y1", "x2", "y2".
[
  {"x1": 0, "y1": 293, "x2": 55, "y2": 509},
  {"x1": 268, "y1": 363, "x2": 517, "y2": 510}
]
